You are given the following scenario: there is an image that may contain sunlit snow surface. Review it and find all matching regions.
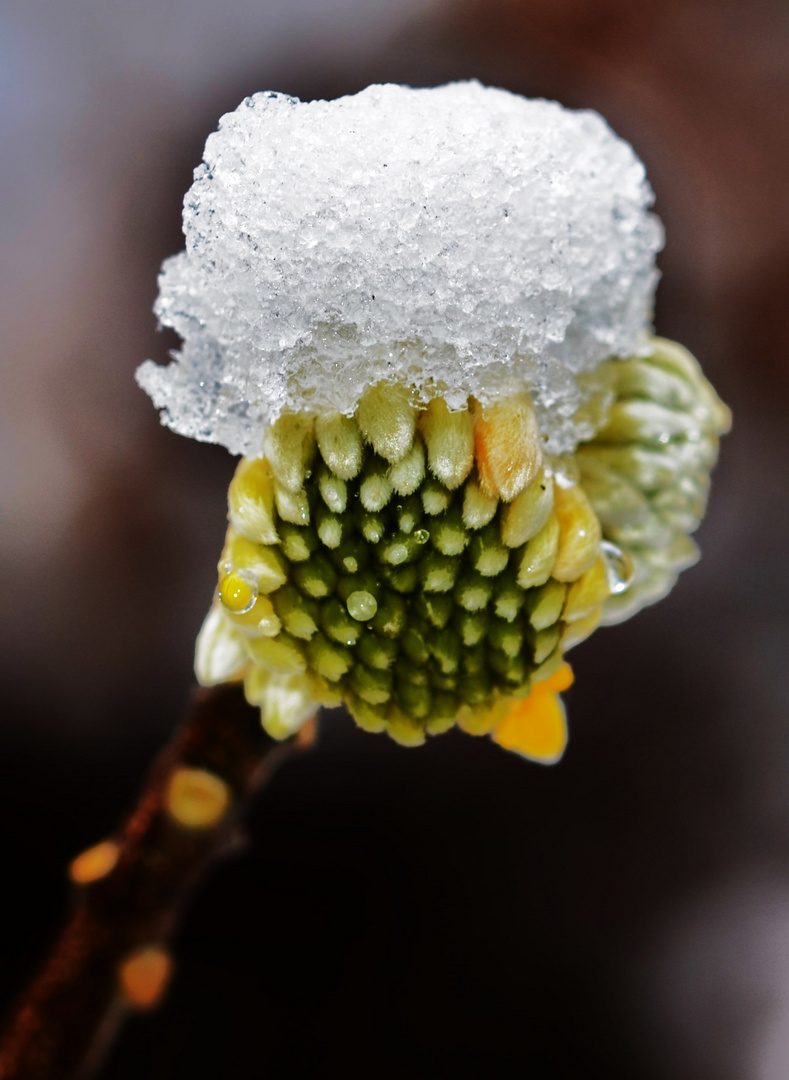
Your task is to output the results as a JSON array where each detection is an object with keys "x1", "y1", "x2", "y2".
[{"x1": 137, "y1": 81, "x2": 664, "y2": 456}]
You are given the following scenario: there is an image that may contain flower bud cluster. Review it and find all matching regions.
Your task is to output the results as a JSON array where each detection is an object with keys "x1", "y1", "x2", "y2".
[
  {"x1": 195, "y1": 337, "x2": 727, "y2": 750},
  {"x1": 133, "y1": 80, "x2": 731, "y2": 760},
  {"x1": 579, "y1": 339, "x2": 731, "y2": 624},
  {"x1": 203, "y1": 392, "x2": 596, "y2": 736}
]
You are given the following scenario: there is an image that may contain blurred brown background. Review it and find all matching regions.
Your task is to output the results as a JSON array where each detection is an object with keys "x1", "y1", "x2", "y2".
[{"x1": 1, "y1": 1, "x2": 788, "y2": 1076}]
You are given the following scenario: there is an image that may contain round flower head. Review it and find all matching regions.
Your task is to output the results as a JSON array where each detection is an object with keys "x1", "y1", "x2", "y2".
[{"x1": 138, "y1": 82, "x2": 729, "y2": 762}]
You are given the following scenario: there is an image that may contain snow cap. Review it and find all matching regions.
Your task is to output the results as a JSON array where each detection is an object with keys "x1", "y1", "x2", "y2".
[{"x1": 137, "y1": 81, "x2": 663, "y2": 455}]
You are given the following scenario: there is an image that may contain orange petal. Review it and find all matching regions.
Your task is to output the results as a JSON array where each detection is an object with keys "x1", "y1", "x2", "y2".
[
  {"x1": 491, "y1": 691, "x2": 568, "y2": 764},
  {"x1": 534, "y1": 660, "x2": 574, "y2": 695},
  {"x1": 473, "y1": 394, "x2": 543, "y2": 502}
]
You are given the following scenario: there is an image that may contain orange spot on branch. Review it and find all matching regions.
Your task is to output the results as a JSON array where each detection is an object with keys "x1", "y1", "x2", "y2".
[
  {"x1": 69, "y1": 841, "x2": 120, "y2": 885},
  {"x1": 118, "y1": 947, "x2": 173, "y2": 1010}
]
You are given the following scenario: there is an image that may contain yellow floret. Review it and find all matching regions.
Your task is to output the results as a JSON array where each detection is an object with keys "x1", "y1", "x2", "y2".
[
  {"x1": 473, "y1": 393, "x2": 543, "y2": 502},
  {"x1": 551, "y1": 483, "x2": 602, "y2": 582}
]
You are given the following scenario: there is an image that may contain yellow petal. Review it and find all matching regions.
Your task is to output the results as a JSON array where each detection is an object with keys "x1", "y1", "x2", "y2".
[
  {"x1": 386, "y1": 709, "x2": 427, "y2": 747},
  {"x1": 263, "y1": 413, "x2": 315, "y2": 492},
  {"x1": 473, "y1": 393, "x2": 543, "y2": 502},
  {"x1": 273, "y1": 479, "x2": 310, "y2": 525},
  {"x1": 194, "y1": 604, "x2": 249, "y2": 685},
  {"x1": 315, "y1": 411, "x2": 364, "y2": 480},
  {"x1": 228, "y1": 457, "x2": 279, "y2": 545},
  {"x1": 491, "y1": 691, "x2": 568, "y2": 764},
  {"x1": 420, "y1": 398, "x2": 475, "y2": 490},
  {"x1": 387, "y1": 435, "x2": 426, "y2": 495},
  {"x1": 224, "y1": 595, "x2": 281, "y2": 639},
  {"x1": 243, "y1": 633, "x2": 306, "y2": 673},
  {"x1": 462, "y1": 476, "x2": 499, "y2": 530},
  {"x1": 500, "y1": 468, "x2": 554, "y2": 547},
  {"x1": 551, "y1": 483, "x2": 602, "y2": 582},
  {"x1": 246, "y1": 670, "x2": 318, "y2": 739},
  {"x1": 562, "y1": 556, "x2": 610, "y2": 623},
  {"x1": 516, "y1": 513, "x2": 560, "y2": 589},
  {"x1": 356, "y1": 382, "x2": 417, "y2": 463},
  {"x1": 561, "y1": 607, "x2": 603, "y2": 651},
  {"x1": 455, "y1": 698, "x2": 509, "y2": 736},
  {"x1": 533, "y1": 660, "x2": 574, "y2": 694},
  {"x1": 224, "y1": 533, "x2": 288, "y2": 594}
]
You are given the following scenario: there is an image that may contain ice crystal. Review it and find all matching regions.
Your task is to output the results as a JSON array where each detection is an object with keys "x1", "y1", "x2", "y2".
[{"x1": 137, "y1": 81, "x2": 663, "y2": 456}]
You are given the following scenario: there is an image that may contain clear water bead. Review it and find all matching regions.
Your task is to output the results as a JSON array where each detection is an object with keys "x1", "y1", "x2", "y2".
[
  {"x1": 346, "y1": 591, "x2": 378, "y2": 622},
  {"x1": 218, "y1": 570, "x2": 258, "y2": 614},
  {"x1": 600, "y1": 541, "x2": 635, "y2": 595}
]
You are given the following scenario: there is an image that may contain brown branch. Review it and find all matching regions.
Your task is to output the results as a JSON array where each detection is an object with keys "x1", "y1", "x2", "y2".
[{"x1": 0, "y1": 684, "x2": 308, "y2": 1080}]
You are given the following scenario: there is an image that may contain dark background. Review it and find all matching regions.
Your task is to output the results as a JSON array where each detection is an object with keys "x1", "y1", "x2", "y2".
[{"x1": 2, "y1": 1, "x2": 788, "y2": 1076}]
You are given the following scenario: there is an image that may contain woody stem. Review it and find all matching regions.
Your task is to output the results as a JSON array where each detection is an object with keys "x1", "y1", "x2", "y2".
[{"x1": 0, "y1": 685, "x2": 306, "y2": 1080}]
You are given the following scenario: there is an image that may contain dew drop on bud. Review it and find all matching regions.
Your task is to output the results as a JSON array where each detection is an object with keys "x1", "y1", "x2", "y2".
[
  {"x1": 218, "y1": 570, "x2": 258, "y2": 614},
  {"x1": 600, "y1": 540, "x2": 634, "y2": 595},
  {"x1": 414, "y1": 529, "x2": 430, "y2": 544},
  {"x1": 346, "y1": 590, "x2": 378, "y2": 622}
]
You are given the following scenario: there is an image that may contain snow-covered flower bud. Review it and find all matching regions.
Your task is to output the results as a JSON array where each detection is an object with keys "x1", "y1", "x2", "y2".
[{"x1": 137, "y1": 82, "x2": 729, "y2": 762}]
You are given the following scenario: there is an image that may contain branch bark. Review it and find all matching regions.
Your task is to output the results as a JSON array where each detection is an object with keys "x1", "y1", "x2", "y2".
[{"x1": 0, "y1": 684, "x2": 304, "y2": 1080}]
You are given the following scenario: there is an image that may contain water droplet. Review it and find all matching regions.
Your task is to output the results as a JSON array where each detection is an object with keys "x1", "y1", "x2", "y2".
[
  {"x1": 386, "y1": 543, "x2": 409, "y2": 565},
  {"x1": 346, "y1": 590, "x2": 378, "y2": 622},
  {"x1": 414, "y1": 529, "x2": 430, "y2": 544},
  {"x1": 218, "y1": 570, "x2": 258, "y2": 613},
  {"x1": 600, "y1": 541, "x2": 634, "y2": 595}
]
